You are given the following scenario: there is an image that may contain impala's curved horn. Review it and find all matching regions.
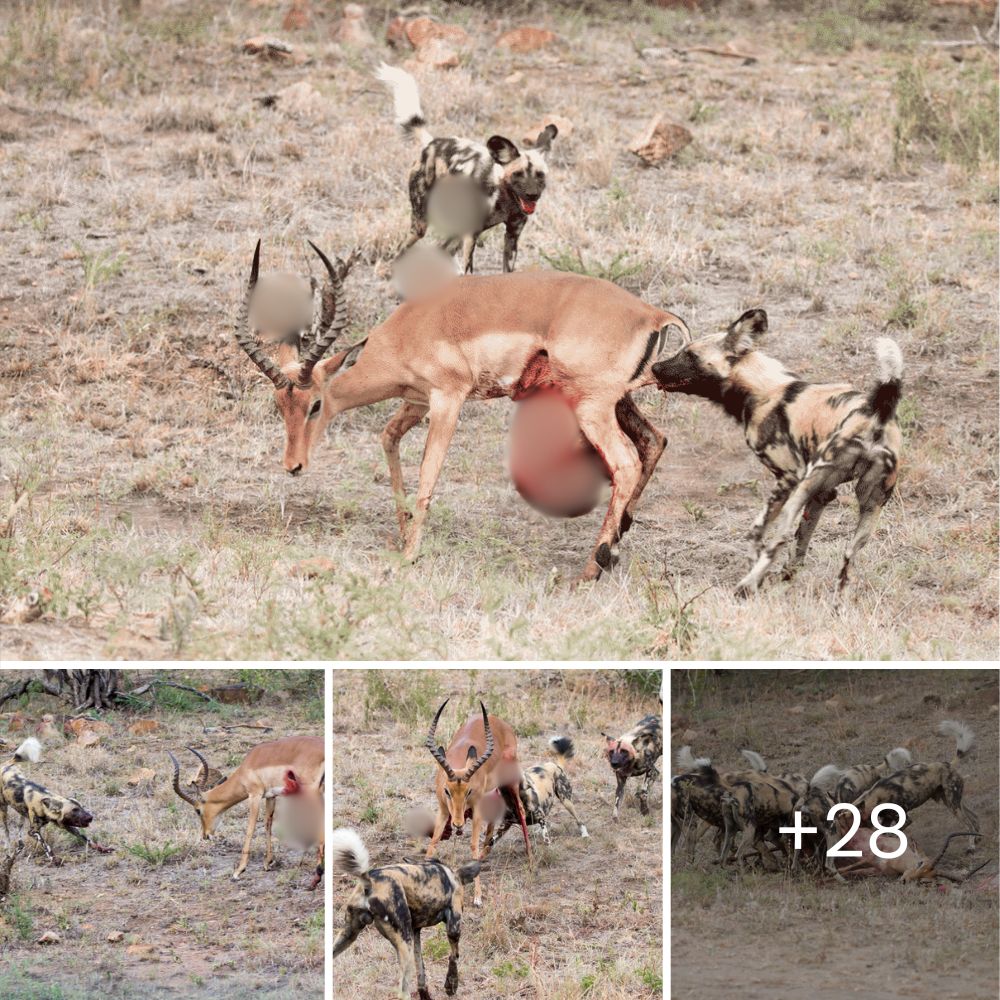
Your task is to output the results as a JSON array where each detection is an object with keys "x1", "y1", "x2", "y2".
[
  {"x1": 168, "y1": 750, "x2": 201, "y2": 807},
  {"x1": 463, "y1": 702, "x2": 494, "y2": 780},
  {"x1": 186, "y1": 746, "x2": 213, "y2": 790},
  {"x1": 426, "y1": 699, "x2": 458, "y2": 781},
  {"x1": 296, "y1": 242, "x2": 356, "y2": 389},
  {"x1": 234, "y1": 239, "x2": 292, "y2": 390},
  {"x1": 930, "y1": 831, "x2": 978, "y2": 870}
]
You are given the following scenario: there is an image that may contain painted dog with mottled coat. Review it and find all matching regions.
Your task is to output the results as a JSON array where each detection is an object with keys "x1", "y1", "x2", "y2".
[
  {"x1": 484, "y1": 736, "x2": 589, "y2": 851},
  {"x1": 332, "y1": 828, "x2": 479, "y2": 1000},
  {"x1": 603, "y1": 714, "x2": 662, "y2": 820},
  {"x1": 652, "y1": 308, "x2": 903, "y2": 598},
  {"x1": 377, "y1": 62, "x2": 557, "y2": 273}
]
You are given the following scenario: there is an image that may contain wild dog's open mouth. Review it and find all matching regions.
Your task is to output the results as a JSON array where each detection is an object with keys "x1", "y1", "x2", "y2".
[{"x1": 518, "y1": 196, "x2": 537, "y2": 215}]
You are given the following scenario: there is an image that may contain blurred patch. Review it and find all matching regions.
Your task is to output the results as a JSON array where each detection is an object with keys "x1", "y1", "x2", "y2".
[
  {"x1": 426, "y1": 174, "x2": 488, "y2": 240},
  {"x1": 249, "y1": 273, "x2": 314, "y2": 342},
  {"x1": 392, "y1": 244, "x2": 459, "y2": 301},
  {"x1": 508, "y1": 389, "x2": 608, "y2": 518},
  {"x1": 404, "y1": 805, "x2": 435, "y2": 840}
]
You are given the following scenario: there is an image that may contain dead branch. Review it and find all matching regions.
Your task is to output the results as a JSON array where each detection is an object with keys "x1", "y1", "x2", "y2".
[{"x1": 188, "y1": 355, "x2": 242, "y2": 400}]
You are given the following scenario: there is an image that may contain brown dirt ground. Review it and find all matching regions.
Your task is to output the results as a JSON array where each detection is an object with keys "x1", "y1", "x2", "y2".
[
  {"x1": 670, "y1": 667, "x2": 1000, "y2": 1000},
  {"x1": 0, "y1": 2, "x2": 997, "y2": 660},
  {"x1": 333, "y1": 668, "x2": 663, "y2": 999},
  {"x1": 0, "y1": 668, "x2": 324, "y2": 1000}
]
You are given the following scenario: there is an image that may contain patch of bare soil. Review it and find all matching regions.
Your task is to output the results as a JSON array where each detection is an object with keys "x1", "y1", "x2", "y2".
[
  {"x1": 0, "y1": 669, "x2": 323, "y2": 1000},
  {"x1": 333, "y1": 669, "x2": 664, "y2": 999},
  {"x1": 670, "y1": 668, "x2": 999, "y2": 1000}
]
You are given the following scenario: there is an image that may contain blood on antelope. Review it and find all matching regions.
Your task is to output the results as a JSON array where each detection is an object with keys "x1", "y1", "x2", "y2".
[
  {"x1": 425, "y1": 700, "x2": 530, "y2": 907},
  {"x1": 168, "y1": 735, "x2": 324, "y2": 881}
]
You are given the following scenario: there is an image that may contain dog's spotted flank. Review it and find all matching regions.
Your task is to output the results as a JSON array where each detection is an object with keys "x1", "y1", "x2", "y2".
[
  {"x1": 652, "y1": 309, "x2": 903, "y2": 599},
  {"x1": 377, "y1": 62, "x2": 557, "y2": 273}
]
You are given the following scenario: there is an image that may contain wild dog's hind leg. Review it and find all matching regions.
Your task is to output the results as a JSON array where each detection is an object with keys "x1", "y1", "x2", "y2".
[
  {"x1": 638, "y1": 764, "x2": 659, "y2": 816},
  {"x1": 413, "y1": 928, "x2": 431, "y2": 1000},
  {"x1": 381, "y1": 401, "x2": 429, "y2": 540},
  {"x1": 444, "y1": 903, "x2": 462, "y2": 996},
  {"x1": 836, "y1": 462, "x2": 892, "y2": 600},
  {"x1": 615, "y1": 395, "x2": 667, "y2": 539},
  {"x1": 783, "y1": 488, "x2": 836, "y2": 579},
  {"x1": 574, "y1": 400, "x2": 642, "y2": 582},
  {"x1": 749, "y1": 478, "x2": 794, "y2": 554},
  {"x1": 555, "y1": 782, "x2": 589, "y2": 838}
]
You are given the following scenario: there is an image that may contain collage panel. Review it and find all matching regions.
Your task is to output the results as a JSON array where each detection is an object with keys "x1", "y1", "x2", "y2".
[
  {"x1": 332, "y1": 667, "x2": 664, "y2": 999},
  {"x1": 670, "y1": 667, "x2": 1000, "y2": 1000},
  {"x1": 0, "y1": 667, "x2": 324, "y2": 1000}
]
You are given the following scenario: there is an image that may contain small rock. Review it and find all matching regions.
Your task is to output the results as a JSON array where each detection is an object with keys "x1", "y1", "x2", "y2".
[
  {"x1": 1, "y1": 587, "x2": 53, "y2": 625},
  {"x1": 127, "y1": 767, "x2": 156, "y2": 786},
  {"x1": 788, "y1": 705, "x2": 805, "y2": 715},
  {"x1": 243, "y1": 36, "x2": 295, "y2": 59},
  {"x1": 66, "y1": 719, "x2": 113, "y2": 737},
  {"x1": 126, "y1": 943, "x2": 157, "y2": 961},
  {"x1": 497, "y1": 27, "x2": 558, "y2": 53},
  {"x1": 178, "y1": 475, "x2": 195, "y2": 488},
  {"x1": 415, "y1": 37, "x2": 460, "y2": 69},
  {"x1": 504, "y1": 71, "x2": 524, "y2": 85},
  {"x1": 36, "y1": 715, "x2": 61, "y2": 740},
  {"x1": 276, "y1": 79, "x2": 325, "y2": 117},
  {"x1": 79, "y1": 730, "x2": 102, "y2": 748},
  {"x1": 823, "y1": 695, "x2": 845, "y2": 711},
  {"x1": 37, "y1": 931, "x2": 61, "y2": 945},
  {"x1": 405, "y1": 17, "x2": 470, "y2": 50},
  {"x1": 628, "y1": 113, "x2": 693, "y2": 165},
  {"x1": 282, "y1": 0, "x2": 311, "y2": 31},
  {"x1": 522, "y1": 115, "x2": 572, "y2": 147},
  {"x1": 922, "y1": 693, "x2": 941, "y2": 707},
  {"x1": 290, "y1": 557, "x2": 337, "y2": 578},
  {"x1": 127, "y1": 720, "x2": 160, "y2": 736},
  {"x1": 334, "y1": 4, "x2": 373, "y2": 48},
  {"x1": 681, "y1": 728, "x2": 698, "y2": 743},
  {"x1": 107, "y1": 931, "x2": 125, "y2": 943},
  {"x1": 7, "y1": 712, "x2": 29, "y2": 732}
]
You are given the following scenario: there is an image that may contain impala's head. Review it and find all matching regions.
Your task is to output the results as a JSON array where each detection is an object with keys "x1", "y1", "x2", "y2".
[
  {"x1": 426, "y1": 699, "x2": 495, "y2": 836},
  {"x1": 489, "y1": 125, "x2": 557, "y2": 216},
  {"x1": 168, "y1": 747, "x2": 227, "y2": 838},
  {"x1": 651, "y1": 309, "x2": 769, "y2": 402},
  {"x1": 235, "y1": 239, "x2": 361, "y2": 476}
]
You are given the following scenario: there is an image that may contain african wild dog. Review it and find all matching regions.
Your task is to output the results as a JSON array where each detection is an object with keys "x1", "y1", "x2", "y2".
[
  {"x1": 484, "y1": 736, "x2": 589, "y2": 852},
  {"x1": 790, "y1": 773, "x2": 843, "y2": 880},
  {"x1": 0, "y1": 739, "x2": 109, "y2": 861},
  {"x1": 852, "y1": 721, "x2": 981, "y2": 854},
  {"x1": 603, "y1": 714, "x2": 662, "y2": 821},
  {"x1": 376, "y1": 62, "x2": 557, "y2": 273},
  {"x1": 723, "y1": 772, "x2": 801, "y2": 871},
  {"x1": 811, "y1": 745, "x2": 912, "y2": 803},
  {"x1": 651, "y1": 309, "x2": 903, "y2": 598},
  {"x1": 332, "y1": 827, "x2": 479, "y2": 1000}
]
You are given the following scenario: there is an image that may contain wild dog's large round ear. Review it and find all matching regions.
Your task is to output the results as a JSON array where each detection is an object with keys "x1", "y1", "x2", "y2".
[
  {"x1": 487, "y1": 135, "x2": 521, "y2": 165},
  {"x1": 533, "y1": 124, "x2": 558, "y2": 152},
  {"x1": 722, "y1": 308, "x2": 768, "y2": 356}
]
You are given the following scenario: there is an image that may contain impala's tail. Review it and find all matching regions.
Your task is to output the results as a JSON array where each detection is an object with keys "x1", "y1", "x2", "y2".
[{"x1": 376, "y1": 63, "x2": 433, "y2": 149}]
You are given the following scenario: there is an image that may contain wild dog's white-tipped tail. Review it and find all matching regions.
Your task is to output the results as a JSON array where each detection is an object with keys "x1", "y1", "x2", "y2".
[
  {"x1": 375, "y1": 62, "x2": 432, "y2": 147},
  {"x1": 676, "y1": 745, "x2": 710, "y2": 770},
  {"x1": 885, "y1": 747, "x2": 912, "y2": 771},
  {"x1": 549, "y1": 735, "x2": 575, "y2": 761},
  {"x1": 875, "y1": 337, "x2": 903, "y2": 384},
  {"x1": 331, "y1": 827, "x2": 370, "y2": 878},
  {"x1": 938, "y1": 720, "x2": 974, "y2": 760},
  {"x1": 739, "y1": 749, "x2": 767, "y2": 772},
  {"x1": 14, "y1": 737, "x2": 41, "y2": 763},
  {"x1": 810, "y1": 764, "x2": 842, "y2": 792}
]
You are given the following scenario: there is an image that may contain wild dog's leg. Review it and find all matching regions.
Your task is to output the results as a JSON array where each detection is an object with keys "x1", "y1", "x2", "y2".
[
  {"x1": 233, "y1": 794, "x2": 261, "y2": 879},
  {"x1": 263, "y1": 796, "x2": 276, "y2": 870},
  {"x1": 612, "y1": 772, "x2": 628, "y2": 821},
  {"x1": 555, "y1": 787, "x2": 589, "y2": 838},
  {"x1": 749, "y1": 478, "x2": 794, "y2": 553},
  {"x1": 502, "y1": 216, "x2": 526, "y2": 273},
  {"x1": 538, "y1": 818, "x2": 551, "y2": 845},
  {"x1": 836, "y1": 465, "x2": 891, "y2": 600},
  {"x1": 401, "y1": 165, "x2": 430, "y2": 256},
  {"x1": 332, "y1": 918, "x2": 365, "y2": 958},
  {"x1": 413, "y1": 929, "x2": 430, "y2": 1000},
  {"x1": 615, "y1": 395, "x2": 667, "y2": 539},
  {"x1": 444, "y1": 903, "x2": 462, "y2": 996},
  {"x1": 402, "y1": 392, "x2": 465, "y2": 562},
  {"x1": 29, "y1": 821, "x2": 55, "y2": 863},
  {"x1": 940, "y1": 780, "x2": 981, "y2": 853},
  {"x1": 783, "y1": 489, "x2": 836, "y2": 579},
  {"x1": 638, "y1": 764, "x2": 659, "y2": 816},
  {"x1": 736, "y1": 462, "x2": 850, "y2": 597},
  {"x1": 381, "y1": 401, "x2": 429, "y2": 539},
  {"x1": 384, "y1": 925, "x2": 417, "y2": 1000},
  {"x1": 574, "y1": 400, "x2": 642, "y2": 582}
]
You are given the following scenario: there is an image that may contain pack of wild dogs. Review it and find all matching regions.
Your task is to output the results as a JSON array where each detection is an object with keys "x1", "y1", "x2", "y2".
[
  {"x1": 671, "y1": 719, "x2": 987, "y2": 885},
  {"x1": 0, "y1": 732, "x2": 324, "y2": 889},
  {"x1": 234, "y1": 63, "x2": 904, "y2": 599},
  {"x1": 332, "y1": 699, "x2": 663, "y2": 1000}
]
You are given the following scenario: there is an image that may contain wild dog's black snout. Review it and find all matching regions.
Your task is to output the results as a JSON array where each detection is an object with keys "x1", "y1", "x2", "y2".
[{"x1": 651, "y1": 351, "x2": 705, "y2": 392}]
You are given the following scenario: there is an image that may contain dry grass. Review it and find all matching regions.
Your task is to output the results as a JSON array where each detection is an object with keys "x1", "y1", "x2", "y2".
[
  {"x1": 670, "y1": 667, "x2": 999, "y2": 1000},
  {"x1": 0, "y1": 2, "x2": 997, "y2": 660},
  {"x1": 0, "y1": 668, "x2": 323, "y2": 1000},
  {"x1": 333, "y1": 668, "x2": 663, "y2": 999}
]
